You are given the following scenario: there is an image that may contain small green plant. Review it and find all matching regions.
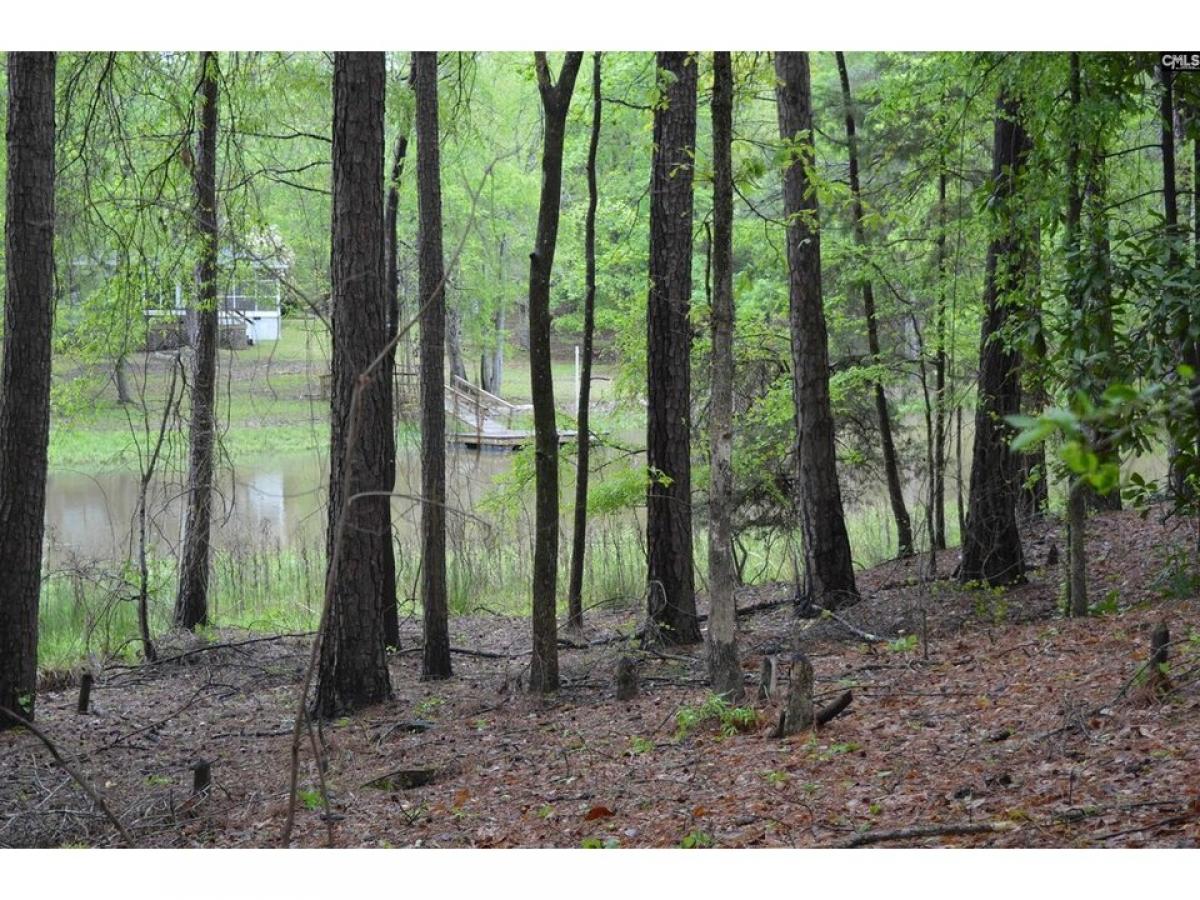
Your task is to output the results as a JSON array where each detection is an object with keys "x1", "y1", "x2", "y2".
[
  {"x1": 1151, "y1": 549, "x2": 1200, "y2": 601},
  {"x1": 762, "y1": 770, "x2": 789, "y2": 786},
  {"x1": 887, "y1": 634, "x2": 918, "y2": 654},
  {"x1": 680, "y1": 829, "x2": 714, "y2": 849},
  {"x1": 415, "y1": 696, "x2": 444, "y2": 717},
  {"x1": 536, "y1": 804, "x2": 555, "y2": 819},
  {"x1": 973, "y1": 593, "x2": 1009, "y2": 625},
  {"x1": 817, "y1": 741, "x2": 861, "y2": 761},
  {"x1": 1090, "y1": 589, "x2": 1121, "y2": 616},
  {"x1": 580, "y1": 836, "x2": 620, "y2": 849},
  {"x1": 298, "y1": 788, "x2": 323, "y2": 811},
  {"x1": 675, "y1": 694, "x2": 757, "y2": 740},
  {"x1": 144, "y1": 774, "x2": 172, "y2": 787},
  {"x1": 627, "y1": 736, "x2": 654, "y2": 755}
]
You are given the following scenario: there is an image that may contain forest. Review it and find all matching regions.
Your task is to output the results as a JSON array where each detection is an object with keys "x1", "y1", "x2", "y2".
[{"x1": 0, "y1": 47, "x2": 1199, "y2": 852}]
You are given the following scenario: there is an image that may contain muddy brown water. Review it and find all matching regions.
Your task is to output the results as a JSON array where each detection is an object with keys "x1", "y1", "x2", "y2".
[{"x1": 43, "y1": 441, "x2": 524, "y2": 567}]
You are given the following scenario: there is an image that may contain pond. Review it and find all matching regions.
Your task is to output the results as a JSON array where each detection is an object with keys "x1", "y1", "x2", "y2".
[{"x1": 43, "y1": 440, "x2": 526, "y2": 570}]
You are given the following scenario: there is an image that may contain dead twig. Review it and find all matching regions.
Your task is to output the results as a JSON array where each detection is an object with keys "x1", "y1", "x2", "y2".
[
  {"x1": 839, "y1": 821, "x2": 1015, "y2": 848},
  {"x1": 0, "y1": 706, "x2": 135, "y2": 847}
]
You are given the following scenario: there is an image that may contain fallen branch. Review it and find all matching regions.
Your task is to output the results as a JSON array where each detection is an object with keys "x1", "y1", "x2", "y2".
[
  {"x1": 106, "y1": 632, "x2": 315, "y2": 675},
  {"x1": 839, "y1": 821, "x2": 1014, "y2": 848},
  {"x1": 0, "y1": 706, "x2": 134, "y2": 847},
  {"x1": 560, "y1": 596, "x2": 794, "y2": 650},
  {"x1": 816, "y1": 690, "x2": 853, "y2": 726},
  {"x1": 395, "y1": 644, "x2": 522, "y2": 660},
  {"x1": 810, "y1": 605, "x2": 891, "y2": 644},
  {"x1": 1096, "y1": 814, "x2": 1192, "y2": 842}
]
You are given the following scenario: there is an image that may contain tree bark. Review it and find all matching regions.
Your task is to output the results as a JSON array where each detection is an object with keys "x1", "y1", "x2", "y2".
[
  {"x1": 835, "y1": 51, "x2": 913, "y2": 559},
  {"x1": 959, "y1": 93, "x2": 1029, "y2": 587},
  {"x1": 1016, "y1": 230, "x2": 1048, "y2": 521},
  {"x1": 705, "y1": 51, "x2": 743, "y2": 701},
  {"x1": 1063, "y1": 55, "x2": 1090, "y2": 619},
  {"x1": 528, "y1": 51, "x2": 583, "y2": 692},
  {"x1": 115, "y1": 354, "x2": 132, "y2": 404},
  {"x1": 381, "y1": 128, "x2": 409, "y2": 650},
  {"x1": 1081, "y1": 128, "x2": 1122, "y2": 512},
  {"x1": 567, "y1": 52, "x2": 602, "y2": 632},
  {"x1": 175, "y1": 51, "x2": 220, "y2": 631},
  {"x1": 932, "y1": 167, "x2": 949, "y2": 549},
  {"x1": 446, "y1": 303, "x2": 468, "y2": 384},
  {"x1": 414, "y1": 51, "x2": 452, "y2": 681},
  {"x1": 645, "y1": 51, "x2": 703, "y2": 645},
  {"x1": 1159, "y1": 65, "x2": 1200, "y2": 506},
  {"x1": 0, "y1": 52, "x2": 56, "y2": 729},
  {"x1": 314, "y1": 52, "x2": 393, "y2": 718},
  {"x1": 775, "y1": 51, "x2": 859, "y2": 611},
  {"x1": 1066, "y1": 478, "x2": 1088, "y2": 617}
]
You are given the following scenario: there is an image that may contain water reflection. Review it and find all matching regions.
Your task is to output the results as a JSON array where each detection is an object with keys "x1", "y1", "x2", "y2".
[{"x1": 43, "y1": 441, "x2": 525, "y2": 567}]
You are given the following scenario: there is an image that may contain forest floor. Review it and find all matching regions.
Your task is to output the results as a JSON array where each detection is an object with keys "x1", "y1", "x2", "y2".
[{"x1": 3, "y1": 505, "x2": 1200, "y2": 849}]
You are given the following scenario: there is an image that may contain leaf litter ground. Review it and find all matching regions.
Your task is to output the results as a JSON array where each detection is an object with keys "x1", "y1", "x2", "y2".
[{"x1": 2, "y1": 505, "x2": 1199, "y2": 848}]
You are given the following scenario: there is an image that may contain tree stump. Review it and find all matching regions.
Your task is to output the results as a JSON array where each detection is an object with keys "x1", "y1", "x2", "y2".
[
  {"x1": 757, "y1": 655, "x2": 778, "y2": 703},
  {"x1": 191, "y1": 759, "x2": 212, "y2": 797},
  {"x1": 1148, "y1": 621, "x2": 1171, "y2": 698},
  {"x1": 781, "y1": 653, "x2": 814, "y2": 736},
  {"x1": 76, "y1": 673, "x2": 93, "y2": 714},
  {"x1": 616, "y1": 657, "x2": 639, "y2": 701}
]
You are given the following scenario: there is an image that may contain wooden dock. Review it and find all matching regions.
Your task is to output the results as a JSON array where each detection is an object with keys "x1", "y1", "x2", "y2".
[{"x1": 445, "y1": 376, "x2": 575, "y2": 451}]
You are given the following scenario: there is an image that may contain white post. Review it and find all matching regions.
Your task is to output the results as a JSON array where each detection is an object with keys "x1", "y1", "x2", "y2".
[{"x1": 574, "y1": 344, "x2": 581, "y2": 416}]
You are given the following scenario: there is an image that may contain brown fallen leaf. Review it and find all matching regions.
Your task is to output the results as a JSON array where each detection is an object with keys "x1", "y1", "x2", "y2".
[{"x1": 584, "y1": 805, "x2": 615, "y2": 821}]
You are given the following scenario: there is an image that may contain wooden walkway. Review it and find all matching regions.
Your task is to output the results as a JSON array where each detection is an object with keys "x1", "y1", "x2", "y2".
[{"x1": 444, "y1": 376, "x2": 575, "y2": 451}]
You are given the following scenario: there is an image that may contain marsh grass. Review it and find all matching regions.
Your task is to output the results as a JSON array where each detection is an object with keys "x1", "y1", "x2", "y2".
[{"x1": 36, "y1": 493, "x2": 964, "y2": 675}]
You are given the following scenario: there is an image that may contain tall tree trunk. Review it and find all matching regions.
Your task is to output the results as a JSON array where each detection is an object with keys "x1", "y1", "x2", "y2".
[
  {"x1": 480, "y1": 235, "x2": 507, "y2": 396},
  {"x1": 645, "y1": 51, "x2": 703, "y2": 644},
  {"x1": 314, "y1": 52, "x2": 394, "y2": 718},
  {"x1": 1063, "y1": 52, "x2": 1089, "y2": 617},
  {"x1": 115, "y1": 354, "x2": 132, "y2": 404},
  {"x1": 1159, "y1": 65, "x2": 1200, "y2": 504},
  {"x1": 175, "y1": 51, "x2": 220, "y2": 631},
  {"x1": 1082, "y1": 136, "x2": 1122, "y2": 512},
  {"x1": 381, "y1": 128, "x2": 409, "y2": 650},
  {"x1": 0, "y1": 52, "x2": 55, "y2": 729},
  {"x1": 528, "y1": 51, "x2": 583, "y2": 692},
  {"x1": 835, "y1": 51, "x2": 913, "y2": 559},
  {"x1": 705, "y1": 51, "x2": 743, "y2": 700},
  {"x1": 959, "y1": 93, "x2": 1029, "y2": 587},
  {"x1": 775, "y1": 51, "x2": 859, "y2": 611},
  {"x1": 932, "y1": 168, "x2": 949, "y2": 550},
  {"x1": 447, "y1": 303, "x2": 467, "y2": 384},
  {"x1": 1017, "y1": 225, "x2": 1048, "y2": 520},
  {"x1": 414, "y1": 51, "x2": 451, "y2": 681},
  {"x1": 567, "y1": 52, "x2": 602, "y2": 632}
]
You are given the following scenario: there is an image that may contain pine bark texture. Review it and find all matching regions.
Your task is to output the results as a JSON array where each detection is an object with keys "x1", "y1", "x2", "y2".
[
  {"x1": 835, "y1": 51, "x2": 913, "y2": 559},
  {"x1": 1159, "y1": 66, "x2": 1200, "y2": 503},
  {"x1": 382, "y1": 130, "x2": 409, "y2": 650},
  {"x1": 932, "y1": 169, "x2": 949, "y2": 549},
  {"x1": 528, "y1": 51, "x2": 582, "y2": 692},
  {"x1": 175, "y1": 52, "x2": 220, "y2": 631},
  {"x1": 706, "y1": 51, "x2": 743, "y2": 700},
  {"x1": 645, "y1": 51, "x2": 703, "y2": 645},
  {"x1": 567, "y1": 52, "x2": 602, "y2": 632},
  {"x1": 0, "y1": 52, "x2": 56, "y2": 728},
  {"x1": 959, "y1": 94, "x2": 1029, "y2": 587},
  {"x1": 775, "y1": 51, "x2": 859, "y2": 611},
  {"x1": 414, "y1": 51, "x2": 451, "y2": 681},
  {"x1": 1082, "y1": 132, "x2": 1122, "y2": 512},
  {"x1": 314, "y1": 52, "x2": 393, "y2": 718}
]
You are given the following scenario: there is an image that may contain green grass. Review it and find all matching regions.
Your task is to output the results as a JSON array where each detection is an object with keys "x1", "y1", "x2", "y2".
[{"x1": 36, "y1": 489, "x2": 960, "y2": 675}]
